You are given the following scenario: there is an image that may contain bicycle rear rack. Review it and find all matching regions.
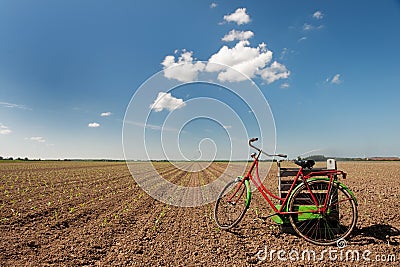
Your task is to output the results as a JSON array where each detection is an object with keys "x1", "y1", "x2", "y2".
[{"x1": 277, "y1": 159, "x2": 338, "y2": 233}]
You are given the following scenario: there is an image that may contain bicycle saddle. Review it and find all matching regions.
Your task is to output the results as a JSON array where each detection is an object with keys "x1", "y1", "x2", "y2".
[{"x1": 295, "y1": 160, "x2": 315, "y2": 169}]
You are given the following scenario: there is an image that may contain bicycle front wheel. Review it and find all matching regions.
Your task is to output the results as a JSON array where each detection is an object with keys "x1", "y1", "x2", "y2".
[
  {"x1": 214, "y1": 178, "x2": 250, "y2": 229},
  {"x1": 289, "y1": 179, "x2": 357, "y2": 245}
]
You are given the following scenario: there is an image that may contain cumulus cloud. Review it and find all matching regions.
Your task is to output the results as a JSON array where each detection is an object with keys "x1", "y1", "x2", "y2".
[
  {"x1": 223, "y1": 8, "x2": 250, "y2": 25},
  {"x1": 331, "y1": 74, "x2": 342, "y2": 84},
  {"x1": 206, "y1": 41, "x2": 271, "y2": 73},
  {"x1": 222, "y1": 30, "x2": 254, "y2": 42},
  {"x1": 161, "y1": 51, "x2": 206, "y2": 82},
  {"x1": 160, "y1": 8, "x2": 290, "y2": 84},
  {"x1": 259, "y1": 61, "x2": 291, "y2": 84},
  {"x1": 100, "y1": 112, "x2": 112, "y2": 117},
  {"x1": 150, "y1": 92, "x2": 186, "y2": 112},
  {"x1": 313, "y1": 11, "x2": 324, "y2": 20},
  {"x1": 162, "y1": 41, "x2": 290, "y2": 83},
  {"x1": 29, "y1": 136, "x2": 45, "y2": 143},
  {"x1": 207, "y1": 41, "x2": 288, "y2": 82},
  {"x1": 0, "y1": 123, "x2": 11, "y2": 135},
  {"x1": 88, "y1": 122, "x2": 100, "y2": 128},
  {"x1": 210, "y1": 3, "x2": 217, "y2": 8}
]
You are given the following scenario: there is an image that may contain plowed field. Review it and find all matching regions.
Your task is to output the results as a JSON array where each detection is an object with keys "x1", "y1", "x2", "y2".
[{"x1": 0, "y1": 161, "x2": 399, "y2": 266}]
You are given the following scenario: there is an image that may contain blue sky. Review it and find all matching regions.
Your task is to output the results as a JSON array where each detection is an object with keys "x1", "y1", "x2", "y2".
[{"x1": 0, "y1": 0, "x2": 399, "y2": 159}]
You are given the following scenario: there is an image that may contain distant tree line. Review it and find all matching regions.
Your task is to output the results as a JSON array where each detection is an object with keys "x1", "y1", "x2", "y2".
[
  {"x1": 0, "y1": 156, "x2": 35, "y2": 161},
  {"x1": 302, "y1": 155, "x2": 400, "y2": 161},
  {"x1": 0, "y1": 157, "x2": 124, "y2": 162}
]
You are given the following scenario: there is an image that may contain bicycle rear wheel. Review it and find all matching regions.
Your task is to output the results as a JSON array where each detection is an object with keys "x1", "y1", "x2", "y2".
[
  {"x1": 214, "y1": 178, "x2": 250, "y2": 229},
  {"x1": 288, "y1": 179, "x2": 357, "y2": 245}
]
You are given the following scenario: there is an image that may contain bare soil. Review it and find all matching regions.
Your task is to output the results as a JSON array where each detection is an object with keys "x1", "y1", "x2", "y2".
[{"x1": 0, "y1": 161, "x2": 399, "y2": 266}]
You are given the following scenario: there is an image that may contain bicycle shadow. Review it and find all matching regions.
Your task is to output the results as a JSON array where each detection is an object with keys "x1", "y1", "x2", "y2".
[
  {"x1": 353, "y1": 224, "x2": 400, "y2": 246},
  {"x1": 225, "y1": 228, "x2": 245, "y2": 238}
]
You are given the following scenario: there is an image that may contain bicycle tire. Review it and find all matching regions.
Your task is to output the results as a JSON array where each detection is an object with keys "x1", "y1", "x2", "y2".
[
  {"x1": 288, "y1": 179, "x2": 358, "y2": 246},
  {"x1": 214, "y1": 178, "x2": 250, "y2": 229}
]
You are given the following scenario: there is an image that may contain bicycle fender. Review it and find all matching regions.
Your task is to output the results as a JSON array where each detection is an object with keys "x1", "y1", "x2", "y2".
[
  {"x1": 288, "y1": 177, "x2": 358, "y2": 206},
  {"x1": 236, "y1": 176, "x2": 251, "y2": 208},
  {"x1": 245, "y1": 179, "x2": 251, "y2": 208}
]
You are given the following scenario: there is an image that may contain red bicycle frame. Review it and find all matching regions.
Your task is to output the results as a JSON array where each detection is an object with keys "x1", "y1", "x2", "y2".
[{"x1": 230, "y1": 142, "x2": 347, "y2": 216}]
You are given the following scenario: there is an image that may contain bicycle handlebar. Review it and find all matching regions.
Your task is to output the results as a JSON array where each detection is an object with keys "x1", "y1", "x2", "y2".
[
  {"x1": 249, "y1": 138, "x2": 287, "y2": 158},
  {"x1": 249, "y1": 137, "x2": 258, "y2": 143}
]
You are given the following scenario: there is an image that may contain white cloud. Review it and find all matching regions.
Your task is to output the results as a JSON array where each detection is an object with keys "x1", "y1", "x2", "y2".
[
  {"x1": 280, "y1": 48, "x2": 288, "y2": 60},
  {"x1": 100, "y1": 112, "x2": 112, "y2": 117},
  {"x1": 313, "y1": 11, "x2": 324, "y2": 20},
  {"x1": 223, "y1": 8, "x2": 250, "y2": 25},
  {"x1": 280, "y1": 83, "x2": 290, "y2": 89},
  {"x1": 29, "y1": 136, "x2": 45, "y2": 143},
  {"x1": 0, "y1": 129, "x2": 12, "y2": 135},
  {"x1": 206, "y1": 40, "x2": 289, "y2": 83},
  {"x1": 0, "y1": 101, "x2": 30, "y2": 110},
  {"x1": 88, "y1": 122, "x2": 100, "y2": 128},
  {"x1": 298, "y1": 37, "x2": 307, "y2": 42},
  {"x1": 125, "y1": 120, "x2": 179, "y2": 132},
  {"x1": 259, "y1": 61, "x2": 291, "y2": 84},
  {"x1": 331, "y1": 74, "x2": 342, "y2": 84},
  {"x1": 161, "y1": 51, "x2": 206, "y2": 82},
  {"x1": 150, "y1": 92, "x2": 186, "y2": 112},
  {"x1": 222, "y1": 30, "x2": 254, "y2": 42},
  {"x1": 162, "y1": 41, "x2": 290, "y2": 84},
  {"x1": 0, "y1": 123, "x2": 12, "y2": 135},
  {"x1": 303, "y1": 23, "x2": 324, "y2": 31},
  {"x1": 210, "y1": 3, "x2": 217, "y2": 8},
  {"x1": 160, "y1": 10, "x2": 290, "y2": 84},
  {"x1": 303, "y1": 23, "x2": 313, "y2": 31},
  {"x1": 207, "y1": 41, "x2": 269, "y2": 73}
]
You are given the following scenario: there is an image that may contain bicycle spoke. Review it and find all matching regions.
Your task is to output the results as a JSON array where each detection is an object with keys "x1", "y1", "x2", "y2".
[
  {"x1": 214, "y1": 179, "x2": 248, "y2": 229},
  {"x1": 289, "y1": 180, "x2": 357, "y2": 245}
]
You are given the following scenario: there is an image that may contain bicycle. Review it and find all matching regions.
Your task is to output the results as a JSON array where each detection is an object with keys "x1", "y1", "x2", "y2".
[{"x1": 214, "y1": 138, "x2": 358, "y2": 246}]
